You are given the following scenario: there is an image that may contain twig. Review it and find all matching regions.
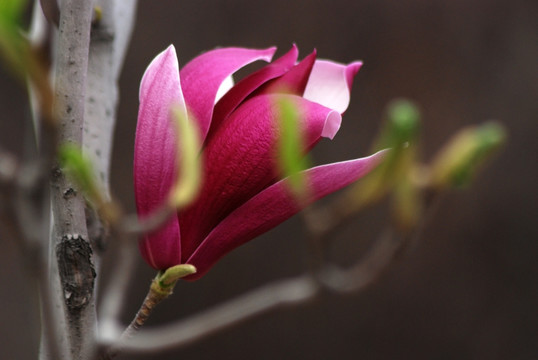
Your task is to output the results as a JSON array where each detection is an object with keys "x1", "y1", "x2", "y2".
[
  {"x1": 0, "y1": 212, "x2": 68, "y2": 360},
  {"x1": 96, "y1": 233, "x2": 138, "y2": 347},
  {"x1": 0, "y1": 155, "x2": 70, "y2": 360},
  {"x1": 315, "y1": 189, "x2": 443, "y2": 293},
  {"x1": 317, "y1": 229, "x2": 407, "y2": 293},
  {"x1": 119, "y1": 205, "x2": 176, "y2": 236},
  {"x1": 110, "y1": 275, "x2": 319, "y2": 354},
  {"x1": 101, "y1": 193, "x2": 440, "y2": 356},
  {"x1": 101, "y1": 271, "x2": 179, "y2": 360}
]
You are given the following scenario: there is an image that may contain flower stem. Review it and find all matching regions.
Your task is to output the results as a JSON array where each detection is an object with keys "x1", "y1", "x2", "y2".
[
  {"x1": 103, "y1": 265, "x2": 196, "y2": 359},
  {"x1": 128, "y1": 278, "x2": 172, "y2": 333},
  {"x1": 101, "y1": 277, "x2": 171, "y2": 360}
]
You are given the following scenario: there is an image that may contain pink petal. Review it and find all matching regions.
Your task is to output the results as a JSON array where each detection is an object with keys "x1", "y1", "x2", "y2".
[
  {"x1": 255, "y1": 50, "x2": 317, "y2": 96},
  {"x1": 185, "y1": 150, "x2": 387, "y2": 280},
  {"x1": 134, "y1": 45, "x2": 186, "y2": 269},
  {"x1": 179, "y1": 94, "x2": 341, "y2": 260},
  {"x1": 303, "y1": 60, "x2": 362, "y2": 115},
  {"x1": 180, "y1": 47, "x2": 277, "y2": 141},
  {"x1": 208, "y1": 45, "x2": 299, "y2": 141},
  {"x1": 138, "y1": 218, "x2": 182, "y2": 270}
]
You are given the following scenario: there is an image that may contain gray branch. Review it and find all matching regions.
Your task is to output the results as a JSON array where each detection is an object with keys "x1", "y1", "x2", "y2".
[
  {"x1": 112, "y1": 276, "x2": 319, "y2": 354},
  {"x1": 105, "y1": 228, "x2": 413, "y2": 355},
  {"x1": 81, "y1": 1, "x2": 139, "y2": 354},
  {"x1": 82, "y1": 0, "x2": 137, "y2": 278},
  {"x1": 83, "y1": 0, "x2": 137, "y2": 199},
  {"x1": 49, "y1": 0, "x2": 95, "y2": 358}
]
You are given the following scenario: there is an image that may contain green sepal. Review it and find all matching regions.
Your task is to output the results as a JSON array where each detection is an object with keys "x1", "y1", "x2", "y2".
[{"x1": 152, "y1": 264, "x2": 197, "y2": 296}]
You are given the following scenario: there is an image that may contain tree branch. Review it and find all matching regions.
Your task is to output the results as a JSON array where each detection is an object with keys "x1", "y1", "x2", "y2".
[
  {"x1": 108, "y1": 275, "x2": 319, "y2": 355},
  {"x1": 82, "y1": 0, "x2": 137, "y2": 279},
  {"x1": 103, "y1": 182, "x2": 442, "y2": 356},
  {"x1": 83, "y1": 0, "x2": 137, "y2": 201},
  {"x1": 49, "y1": 0, "x2": 95, "y2": 358}
]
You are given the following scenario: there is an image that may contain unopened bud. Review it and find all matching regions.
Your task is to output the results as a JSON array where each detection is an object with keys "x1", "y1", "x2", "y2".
[
  {"x1": 375, "y1": 99, "x2": 421, "y2": 150},
  {"x1": 154, "y1": 264, "x2": 197, "y2": 295},
  {"x1": 430, "y1": 121, "x2": 506, "y2": 189}
]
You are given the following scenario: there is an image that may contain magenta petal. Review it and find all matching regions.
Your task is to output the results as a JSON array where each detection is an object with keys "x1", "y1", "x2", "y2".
[
  {"x1": 135, "y1": 45, "x2": 186, "y2": 268},
  {"x1": 179, "y1": 94, "x2": 340, "y2": 260},
  {"x1": 139, "y1": 218, "x2": 182, "y2": 270},
  {"x1": 180, "y1": 47, "x2": 276, "y2": 141},
  {"x1": 303, "y1": 60, "x2": 362, "y2": 114},
  {"x1": 255, "y1": 50, "x2": 317, "y2": 96},
  {"x1": 208, "y1": 45, "x2": 299, "y2": 140},
  {"x1": 185, "y1": 150, "x2": 387, "y2": 280}
]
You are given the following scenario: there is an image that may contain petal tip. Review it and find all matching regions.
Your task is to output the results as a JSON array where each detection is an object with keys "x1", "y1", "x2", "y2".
[
  {"x1": 350, "y1": 61, "x2": 363, "y2": 73},
  {"x1": 345, "y1": 61, "x2": 363, "y2": 89},
  {"x1": 140, "y1": 44, "x2": 180, "y2": 101},
  {"x1": 263, "y1": 46, "x2": 278, "y2": 61},
  {"x1": 321, "y1": 110, "x2": 342, "y2": 139},
  {"x1": 165, "y1": 43, "x2": 176, "y2": 54}
]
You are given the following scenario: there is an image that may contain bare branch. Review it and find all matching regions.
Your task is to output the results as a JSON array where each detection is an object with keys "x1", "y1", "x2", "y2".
[
  {"x1": 318, "y1": 229, "x2": 407, "y2": 293},
  {"x1": 97, "y1": 235, "x2": 139, "y2": 345},
  {"x1": 109, "y1": 275, "x2": 319, "y2": 355},
  {"x1": 75, "y1": 0, "x2": 140, "y2": 345},
  {"x1": 83, "y1": 0, "x2": 137, "y2": 200},
  {"x1": 107, "y1": 229, "x2": 406, "y2": 355},
  {"x1": 104, "y1": 184, "x2": 442, "y2": 356},
  {"x1": 118, "y1": 205, "x2": 175, "y2": 236}
]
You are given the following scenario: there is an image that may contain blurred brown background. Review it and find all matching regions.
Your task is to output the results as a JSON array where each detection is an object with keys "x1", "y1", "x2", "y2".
[{"x1": 1, "y1": 0, "x2": 537, "y2": 359}]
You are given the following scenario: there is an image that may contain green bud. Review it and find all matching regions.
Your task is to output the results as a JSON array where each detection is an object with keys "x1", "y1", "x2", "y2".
[
  {"x1": 59, "y1": 143, "x2": 120, "y2": 222},
  {"x1": 375, "y1": 99, "x2": 421, "y2": 150},
  {"x1": 151, "y1": 264, "x2": 197, "y2": 297},
  {"x1": 59, "y1": 143, "x2": 100, "y2": 199},
  {"x1": 352, "y1": 99, "x2": 421, "y2": 207},
  {"x1": 431, "y1": 121, "x2": 506, "y2": 189}
]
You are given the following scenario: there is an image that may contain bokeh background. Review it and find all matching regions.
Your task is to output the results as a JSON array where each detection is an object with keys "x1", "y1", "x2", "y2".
[{"x1": 1, "y1": 0, "x2": 537, "y2": 359}]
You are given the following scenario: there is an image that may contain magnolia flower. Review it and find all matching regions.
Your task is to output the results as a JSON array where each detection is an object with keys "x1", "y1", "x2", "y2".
[{"x1": 134, "y1": 44, "x2": 384, "y2": 280}]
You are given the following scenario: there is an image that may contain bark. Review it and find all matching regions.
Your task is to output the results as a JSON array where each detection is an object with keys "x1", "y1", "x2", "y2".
[
  {"x1": 49, "y1": 0, "x2": 95, "y2": 358},
  {"x1": 45, "y1": 1, "x2": 138, "y2": 359}
]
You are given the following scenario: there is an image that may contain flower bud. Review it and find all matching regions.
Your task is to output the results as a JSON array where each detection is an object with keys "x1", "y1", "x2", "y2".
[{"x1": 430, "y1": 121, "x2": 506, "y2": 189}]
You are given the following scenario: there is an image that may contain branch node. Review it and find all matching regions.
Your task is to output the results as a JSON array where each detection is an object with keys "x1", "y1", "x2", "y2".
[{"x1": 56, "y1": 234, "x2": 96, "y2": 313}]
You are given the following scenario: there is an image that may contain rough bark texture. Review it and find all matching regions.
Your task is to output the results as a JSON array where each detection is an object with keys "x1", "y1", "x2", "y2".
[
  {"x1": 44, "y1": 1, "x2": 138, "y2": 359},
  {"x1": 50, "y1": 0, "x2": 95, "y2": 359},
  {"x1": 56, "y1": 234, "x2": 97, "y2": 311}
]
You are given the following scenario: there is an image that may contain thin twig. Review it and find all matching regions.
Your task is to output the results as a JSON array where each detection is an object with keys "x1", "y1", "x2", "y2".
[
  {"x1": 0, "y1": 169, "x2": 70, "y2": 360},
  {"x1": 316, "y1": 190, "x2": 442, "y2": 293},
  {"x1": 96, "y1": 233, "x2": 138, "y2": 345},
  {"x1": 102, "y1": 187, "x2": 443, "y2": 355},
  {"x1": 109, "y1": 275, "x2": 319, "y2": 354},
  {"x1": 119, "y1": 205, "x2": 176, "y2": 236},
  {"x1": 101, "y1": 273, "x2": 177, "y2": 360}
]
